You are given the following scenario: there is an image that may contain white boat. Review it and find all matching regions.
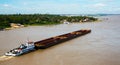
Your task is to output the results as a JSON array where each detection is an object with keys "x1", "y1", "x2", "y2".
[
  {"x1": 63, "y1": 21, "x2": 70, "y2": 24},
  {"x1": 5, "y1": 41, "x2": 35, "y2": 56}
]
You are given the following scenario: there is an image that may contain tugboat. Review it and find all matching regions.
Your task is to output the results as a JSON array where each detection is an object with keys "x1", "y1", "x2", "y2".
[{"x1": 5, "y1": 41, "x2": 35, "y2": 56}]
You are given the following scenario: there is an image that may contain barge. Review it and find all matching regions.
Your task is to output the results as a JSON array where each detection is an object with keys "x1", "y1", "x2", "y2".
[
  {"x1": 5, "y1": 29, "x2": 91, "y2": 56},
  {"x1": 34, "y1": 29, "x2": 91, "y2": 49}
]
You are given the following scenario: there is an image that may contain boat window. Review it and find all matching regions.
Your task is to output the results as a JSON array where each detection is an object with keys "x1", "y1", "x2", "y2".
[{"x1": 19, "y1": 44, "x2": 27, "y2": 49}]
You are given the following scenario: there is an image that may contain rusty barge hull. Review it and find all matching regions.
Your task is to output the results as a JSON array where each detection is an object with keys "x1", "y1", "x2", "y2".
[{"x1": 34, "y1": 29, "x2": 91, "y2": 49}]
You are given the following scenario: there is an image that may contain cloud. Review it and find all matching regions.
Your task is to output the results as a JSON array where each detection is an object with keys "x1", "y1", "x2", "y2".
[
  {"x1": 3, "y1": 4, "x2": 9, "y2": 7},
  {"x1": 93, "y1": 3, "x2": 106, "y2": 7}
]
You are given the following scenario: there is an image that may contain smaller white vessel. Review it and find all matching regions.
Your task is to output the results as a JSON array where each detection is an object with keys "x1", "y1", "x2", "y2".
[
  {"x1": 63, "y1": 21, "x2": 70, "y2": 24},
  {"x1": 5, "y1": 41, "x2": 35, "y2": 56}
]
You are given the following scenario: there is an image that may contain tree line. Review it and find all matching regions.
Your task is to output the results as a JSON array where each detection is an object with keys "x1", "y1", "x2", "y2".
[{"x1": 0, "y1": 14, "x2": 97, "y2": 29}]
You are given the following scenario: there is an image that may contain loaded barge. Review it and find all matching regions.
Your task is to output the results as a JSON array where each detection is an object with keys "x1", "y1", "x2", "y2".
[
  {"x1": 34, "y1": 29, "x2": 91, "y2": 49},
  {"x1": 5, "y1": 29, "x2": 91, "y2": 56}
]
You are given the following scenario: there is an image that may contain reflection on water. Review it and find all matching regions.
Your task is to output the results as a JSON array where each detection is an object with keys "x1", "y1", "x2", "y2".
[{"x1": 0, "y1": 15, "x2": 120, "y2": 65}]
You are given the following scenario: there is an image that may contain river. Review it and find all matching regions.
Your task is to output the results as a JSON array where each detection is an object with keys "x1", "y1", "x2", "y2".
[{"x1": 0, "y1": 15, "x2": 120, "y2": 65}]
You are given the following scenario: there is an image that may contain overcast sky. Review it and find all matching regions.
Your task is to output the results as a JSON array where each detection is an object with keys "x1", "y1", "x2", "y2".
[{"x1": 0, "y1": 0, "x2": 120, "y2": 14}]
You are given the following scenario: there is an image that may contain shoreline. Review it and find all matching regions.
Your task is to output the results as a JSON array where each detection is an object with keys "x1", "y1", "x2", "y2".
[
  {"x1": 0, "y1": 20, "x2": 101, "y2": 31},
  {"x1": 0, "y1": 14, "x2": 97, "y2": 30}
]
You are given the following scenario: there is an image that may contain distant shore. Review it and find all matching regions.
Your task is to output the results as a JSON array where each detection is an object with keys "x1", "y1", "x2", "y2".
[{"x1": 0, "y1": 14, "x2": 98, "y2": 31}]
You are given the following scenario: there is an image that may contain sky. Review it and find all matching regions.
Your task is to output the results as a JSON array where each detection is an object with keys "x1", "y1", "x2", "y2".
[{"x1": 0, "y1": 0, "x2": 120, "y2": 14}]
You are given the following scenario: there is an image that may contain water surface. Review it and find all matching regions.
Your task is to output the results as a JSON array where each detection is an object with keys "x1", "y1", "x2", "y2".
[{"x1": 0, "y1": 15, "x2": 120, "y2": 65}]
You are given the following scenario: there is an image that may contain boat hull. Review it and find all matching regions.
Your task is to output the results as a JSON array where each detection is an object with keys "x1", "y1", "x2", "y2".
[{"x1": 5, "y1": 44, "x2": 35, "y2": 56}]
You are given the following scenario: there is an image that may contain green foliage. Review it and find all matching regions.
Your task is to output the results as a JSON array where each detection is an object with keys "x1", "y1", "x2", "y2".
[{"x1": 0, "y1": 14, "x2": 97, "y2": 29}]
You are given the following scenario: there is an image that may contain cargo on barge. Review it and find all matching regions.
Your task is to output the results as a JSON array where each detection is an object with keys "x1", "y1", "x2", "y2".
[{"x1": 34, "y1": 29, "x2": 91, "y2": 49}]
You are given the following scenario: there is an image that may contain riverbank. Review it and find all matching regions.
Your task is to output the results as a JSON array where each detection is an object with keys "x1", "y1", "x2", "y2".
[{"x1": 0, "y1": 14, "x2": 97, "y2": 30}]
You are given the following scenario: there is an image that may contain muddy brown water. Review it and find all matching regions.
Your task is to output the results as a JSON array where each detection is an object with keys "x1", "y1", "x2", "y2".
[{"x1": 0, "y1": 15, "x2": 120, "y2": 65}]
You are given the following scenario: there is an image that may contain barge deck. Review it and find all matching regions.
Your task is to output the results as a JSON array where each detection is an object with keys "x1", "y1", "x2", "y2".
[{"x1": 34, "y1": 29, "x2": 91, "y2": 49}]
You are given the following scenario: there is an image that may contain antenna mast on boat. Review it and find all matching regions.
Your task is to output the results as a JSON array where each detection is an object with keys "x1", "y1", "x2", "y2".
[{"x1": 27, "y1": 36, "x2": 30, "y2": 42}]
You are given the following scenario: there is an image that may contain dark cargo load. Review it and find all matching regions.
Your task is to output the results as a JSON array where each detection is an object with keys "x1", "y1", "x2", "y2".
[{"x1": 34, "y1": 29, "x2": 91, "y2": 49}]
